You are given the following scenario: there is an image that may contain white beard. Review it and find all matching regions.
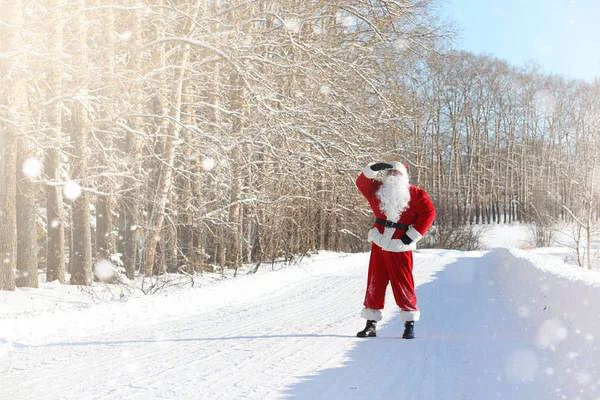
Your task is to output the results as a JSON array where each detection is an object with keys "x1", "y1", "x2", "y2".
[{"x1": 376, "y1": 174, "x2": 411, "y2": 222}]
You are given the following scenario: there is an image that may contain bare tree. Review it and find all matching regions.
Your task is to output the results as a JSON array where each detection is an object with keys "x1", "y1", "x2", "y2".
[
  {"x1": 94, "y1": 0, "x2": 117, "y2": 260},
  {"x1": 142, "y1": 0, "x2": 201, "y2": 276},
  {"x1": 0, "y1": 0, "x2": 24, "y2": 291},
  {"x1": 16, "y1": 110, "x2": 37, "y2": 287},
  {"x1": 44, "y1": 0, "x2": 67, "y2": 284},
  {"x1": 119, "y1": 0, "x2": 145, "y2": 279},
  {"x1": 68, "y1": 1, "x2": 93, "y2": 285},
  {"x1": 7, "y1": 0, "x2": 600, "y2": 290}
]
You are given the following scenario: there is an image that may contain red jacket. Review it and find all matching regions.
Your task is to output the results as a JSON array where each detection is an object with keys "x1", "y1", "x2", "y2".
[{"x1": 356, "y1": 168, "x2": 435, "y2": 251}]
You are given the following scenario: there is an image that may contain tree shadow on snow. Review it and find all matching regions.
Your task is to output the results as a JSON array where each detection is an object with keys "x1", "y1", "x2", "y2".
[{"x1": 41, "y1": 334, "x2": 355, "y2": 348}]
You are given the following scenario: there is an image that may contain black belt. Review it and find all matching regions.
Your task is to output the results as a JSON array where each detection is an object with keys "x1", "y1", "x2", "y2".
[{"x1": 375, "y1": 218, "x2": 409, "y2": 230}]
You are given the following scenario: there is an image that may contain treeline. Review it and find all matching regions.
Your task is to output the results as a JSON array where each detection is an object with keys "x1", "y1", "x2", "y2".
[
  {"x1": 0, "y1": 0, "x2": 597, "y2": 290},
  {"x1": 404, "y1": 52, "x2": 600, "y2": 229}
]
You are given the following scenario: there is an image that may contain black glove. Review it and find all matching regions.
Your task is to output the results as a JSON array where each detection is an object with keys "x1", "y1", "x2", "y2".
[
  {"x1": 400, "y1": 234, "x2": 413, "y2": 245},
  {"x1": 370, "y1": 162, "x2": 393, "y2": 171}
]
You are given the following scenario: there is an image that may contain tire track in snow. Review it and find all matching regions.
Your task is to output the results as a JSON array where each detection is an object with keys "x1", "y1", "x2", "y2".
[
  {"x1": 0, "y1": 256, "x2": 369, "y2": 400},
  {"x1": 281, "y1": 253, "x2": 555, "y2": 400}
]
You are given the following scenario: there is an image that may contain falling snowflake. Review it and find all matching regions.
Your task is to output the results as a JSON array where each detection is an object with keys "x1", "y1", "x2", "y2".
[
  {"x1": 284, "y1": 18, "x2": 301, "y2": 33},
  {"x1": 22, "y1": 158, "x2": 42, "y2": 178},
  {"x1": 202, "y1": 158, "x2": 216, "y2": 171},
  {"x1": 536, "y1": 318, "x2": 568, "y2": 348},
  {"x1": 63, "y1": 181, "x2": 82, "y2": 200},
  {"x1": 576, "y1": 371, "x2": 592, "y2": 386},
  {"x1": 94, "y1": 259, "x2": 116, "y2": 282},
  {"x1": 120, "y1": 31, "x2": 132, "y2": 41},
  {"x1": 336, "y1": 13, "x2": 356, "y2": 29},
  {"x1": 585, "y1": 334, "x2": 594, "y2": 341},
  {"x1": 394, "y1": 38, "x2": 409, "y2": 50},
  {"x1": 320, "y1": 85, "x2": 332, "y2": 95}
]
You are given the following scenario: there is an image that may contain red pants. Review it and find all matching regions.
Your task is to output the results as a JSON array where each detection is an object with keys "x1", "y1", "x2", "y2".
[{"x1": 363, "y1": 244, "x2": 417, "y2": 311}]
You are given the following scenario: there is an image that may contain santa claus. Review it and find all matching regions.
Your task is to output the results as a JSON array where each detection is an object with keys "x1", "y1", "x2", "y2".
[{"x1": 355, "y1": 161, "x2": 435, "y2": 339}]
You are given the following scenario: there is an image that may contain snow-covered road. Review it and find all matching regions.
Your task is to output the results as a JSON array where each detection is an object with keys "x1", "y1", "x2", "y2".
[{"x1": 1, "y1": 248, "x2": 599, "y2": 399}]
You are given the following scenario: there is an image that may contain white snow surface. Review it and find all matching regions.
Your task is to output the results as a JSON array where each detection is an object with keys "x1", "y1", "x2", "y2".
[{"x1": 1, "y1": 224, "x2": 600, "y2": 399}]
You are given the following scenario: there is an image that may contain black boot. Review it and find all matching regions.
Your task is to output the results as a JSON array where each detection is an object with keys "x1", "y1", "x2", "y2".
[
  {"x1": 402, "y1": 321, "x2": 415, "y2": 339},
  {"x1": 357, "y1": 320, "x2": 377, "y2": 337}
]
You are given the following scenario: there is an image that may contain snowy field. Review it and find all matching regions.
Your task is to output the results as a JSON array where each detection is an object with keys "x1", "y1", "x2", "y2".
[{"x1": 1, "y1": 224, "x2": 600, "y2": 399}]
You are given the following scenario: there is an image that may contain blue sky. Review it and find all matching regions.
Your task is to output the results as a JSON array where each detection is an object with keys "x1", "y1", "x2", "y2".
[{"x1": 439, "y1": 0, "x2": 600, "y2": 81}]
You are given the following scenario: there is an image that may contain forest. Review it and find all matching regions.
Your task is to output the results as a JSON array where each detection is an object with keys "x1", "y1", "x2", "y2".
[{"x1": 1, "y1": 0, "x2": 599, "y2": 290}]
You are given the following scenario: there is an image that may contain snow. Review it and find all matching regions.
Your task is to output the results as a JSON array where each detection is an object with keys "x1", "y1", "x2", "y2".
[
  {"x1": 202, "y1": 157, "x2": 216, "y2": 171},
  {"x1": 479, "y1": 223, "x2": 532, "y2": 249},
  {"x1": 284, "y1": 18, "x2": 301, "y2": 33},
  {"x1": 93, "y1": 259, "x2": 117, "y2": 282},
  {"x1": 63, "y1": 180, "x2": 82, "y2": 200},
  {"x1": 22, "y1": 158, "x2": 42, "y2": 179},
  {"x1": 1, "y1": 224, "x2": 600, "y2": 399},
  {"x1": 119, "y1": 31, "x2": 132, "y2": 41}
]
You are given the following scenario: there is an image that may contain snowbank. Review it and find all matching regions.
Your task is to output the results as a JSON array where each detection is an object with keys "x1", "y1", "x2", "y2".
[
  {"x1": 492, "y1": 247, "x2": 600, "y2": 334},
  {"x1": 490, "y1": 248, "x2": 600, "y2": 396},
  {"x1": 480, "y1": 223, "x2": 532, "y2": 249},
  {"x1": 0, "y1": 251, "x2": 355, "y2": 350}
]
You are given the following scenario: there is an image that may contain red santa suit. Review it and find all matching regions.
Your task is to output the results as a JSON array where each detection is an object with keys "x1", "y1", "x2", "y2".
[{"x1": 356, "y1": 162, "x2": 435, "y2": 323}]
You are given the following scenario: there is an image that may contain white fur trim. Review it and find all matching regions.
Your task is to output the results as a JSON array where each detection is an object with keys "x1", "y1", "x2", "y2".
[
  {"x1": 405, "y1": 226, "x2": 423, "y2": 243},
  {"x1": 361, "y1": 307, "x2": 383, "y2": 321},
  {"x1": 399, "y1": 310, "x2": 420, "y2": 322},
  {"x1": 363, "y1": 163, "x2": 377, "y2": 179},
  {"x1": 367, "y1": 227, "x2": 416, "y2": 252},
  {"x1": 389, "y1": 161, "x2": 407, "y2": 176},
  {"x1": 367, "y1": 227, "x2": 378, "y2": 243}
]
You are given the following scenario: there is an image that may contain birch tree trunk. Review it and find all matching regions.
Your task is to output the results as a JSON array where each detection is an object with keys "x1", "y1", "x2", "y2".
[
  {"x1": 176, "y1": 81, "x2": 196, "y2": 272},
  {"x1": 45, "y1": 0, "x2": 66, "y2": 283},
  {"x1": 6, "y1": 0, "x2": 36, "y2": 288},
  {"x1": 16, "y1": 110, "x2": 37, "y2": 288},
  {"x1": 143, "y1": 1, "x2": 198, "y2": 276},
  {"x1": 69, "y1": 1, "x2": 93, "y2": 286},
  {"x1": 121, "y1": 1, "x2": 144, "y2": 279},
  {"x1": 95, "y1": 0, "x2": 116, "y2": 259},
  {"x1": 0, "y1": 0, "x2": 23, "y2": 291},
  {"x1": 225, "y1": 73, "x2": 244, "y2": 268}
]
